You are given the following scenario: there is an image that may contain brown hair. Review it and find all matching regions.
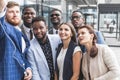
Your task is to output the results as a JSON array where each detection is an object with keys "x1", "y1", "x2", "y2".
[
  {"x1": 59, "y1": 22, "x2": 77, "y2": 43},
  {"x1": 6, "y1": 1, "x2": 19, "y2": 8},
  {"x1": 78, "y1": 25, "x2": 98, "y2": 57}
]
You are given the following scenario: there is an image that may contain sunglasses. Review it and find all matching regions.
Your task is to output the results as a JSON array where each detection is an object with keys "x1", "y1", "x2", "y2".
[{"x1": 50, "y1": 14, "x2": 60, "y2": 17}]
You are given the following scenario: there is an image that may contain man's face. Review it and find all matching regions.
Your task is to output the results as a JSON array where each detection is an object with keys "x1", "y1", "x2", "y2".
[
  {"x1": 71, "y1": 12, "x2": 84, "y2": 28},
  {"x1": 22, "y1": 8, "x2": 36, "y2": 27},
  {"x1": 33, "y1": 21, "x2": 47, "y2": 41},
  {"x1": 5, "y1": 6, "x2": 21, "y2": 26},
  {"x1": 50, "y1": 11, "x2": 62, "y2": 25}
]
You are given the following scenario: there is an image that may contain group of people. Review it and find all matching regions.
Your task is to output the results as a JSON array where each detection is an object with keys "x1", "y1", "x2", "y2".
[{"x1": 0, "y1": 0, "x2": 120, "y2": 80}]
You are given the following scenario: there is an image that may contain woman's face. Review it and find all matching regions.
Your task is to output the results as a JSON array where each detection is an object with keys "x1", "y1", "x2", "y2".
[
  {"x1": 58, "y1": 24, "x2": 72, "y2": 41},
  {"x1": 77, "y1": 28, "x2": 93, "y2": 45}
]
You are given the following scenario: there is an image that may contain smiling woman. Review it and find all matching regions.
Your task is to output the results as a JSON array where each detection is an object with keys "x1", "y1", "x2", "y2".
[{"x1": 55, "y1": 22, "x2": 82, "y2": 80}]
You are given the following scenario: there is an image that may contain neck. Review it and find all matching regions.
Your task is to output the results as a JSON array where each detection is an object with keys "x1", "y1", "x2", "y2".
[
  {"x1": 53, "y1": 23, "x2": 60, "y2": 30},
  {"x1": 85, "y1": 42, "x2": 92, "y2": 54},
  {"x1": 37, "y1": 35, "x2": 47, "y2": 44},
  {"x1": 62, "y1": 38, "x2": 71, "y2": 49},
  {"x1": 24, "y1": 23, "x2": 32, "y2": 28}
]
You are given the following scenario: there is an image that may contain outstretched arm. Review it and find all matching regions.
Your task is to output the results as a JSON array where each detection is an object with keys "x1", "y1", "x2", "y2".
[
  {"x1": 0, "y1": 0, "x2": 6, "y2": 12},
  {"x1": 0, "y1": 0, "x2": 7, "y2": 18}
]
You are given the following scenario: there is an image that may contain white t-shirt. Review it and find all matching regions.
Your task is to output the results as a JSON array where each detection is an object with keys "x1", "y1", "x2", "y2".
[{"x1": 57, "y1": 46, "x2": 81, "y2": 80}]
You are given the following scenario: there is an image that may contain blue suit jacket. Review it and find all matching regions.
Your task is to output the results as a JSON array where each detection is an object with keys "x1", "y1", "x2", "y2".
[{"x1": 0, "y1": 16, "x2": 30, "y2": 80}]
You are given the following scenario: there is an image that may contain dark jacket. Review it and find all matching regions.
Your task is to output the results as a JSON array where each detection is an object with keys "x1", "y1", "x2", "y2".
[{"x1": 55, "y1": 40, "x2": 83, "y2": 80}]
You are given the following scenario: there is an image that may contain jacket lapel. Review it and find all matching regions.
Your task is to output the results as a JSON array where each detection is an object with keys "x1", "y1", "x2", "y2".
[
  {"x1": 34, "y1": 38, "x2": 49, "y2": 69},
  {"x1": 20, "y1": 24, "x2": 26, "y2": 35},
  {"x1": 48, "y1": 35, "x2": 56, "y2": 66},
  {"x1": 5, "y1": 21, "x2": 22, "y2": 52}
]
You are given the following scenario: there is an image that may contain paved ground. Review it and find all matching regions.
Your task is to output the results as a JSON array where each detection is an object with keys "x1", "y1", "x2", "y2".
[
  {"x1": 109, "y1": 47, "x2": 120, "y2": 65},
  {"x1": 104, "y1": 35, "x2": 120, "y2": 65},
  {"x1": 104, "y1": 33, "x2": 120, "y2": 79},
  {"x1": 109, "y1": 47, "x2": 120, "y2": 79}
]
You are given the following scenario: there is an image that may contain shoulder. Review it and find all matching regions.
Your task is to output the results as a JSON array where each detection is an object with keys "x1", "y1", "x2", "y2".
[
  {"x1": 48, "y1": 27, "x2": 53, "y2": 34},
  {"x1": 73, "y1": 46, "x2": 81, "y2": 55},
  {"x1": 48, "y1": 34, "x2": 59, "y2": 37},
  {"x1": 95, "y1": 30, "x2": 103, "y2": 36},
  {"x1": 97, "y1": 44, "x2": 109, "y2": 50},
  {"x1": 68, "y1": 41, "x2": 78, "y2": 52},
  {"x1": 48, "y1": 34, "x2": 60, "y2": 40},
  {"x1": 97, "y1": 44, "x2": 115, "y2": 57},
  {"x1": 20, "y1": 24, "x2": 24, "y2": 29},
  {"x1": 20, "y1": 24, "x2": 26, "y2": 33},
  {"x1": 29, "y1": 38, "x2": 38, "y2": 47}
]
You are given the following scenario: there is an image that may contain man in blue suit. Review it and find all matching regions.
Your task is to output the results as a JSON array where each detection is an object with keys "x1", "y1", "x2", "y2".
[{"x1": 0, "y1": 0, "x2": 32, "y2": 80}]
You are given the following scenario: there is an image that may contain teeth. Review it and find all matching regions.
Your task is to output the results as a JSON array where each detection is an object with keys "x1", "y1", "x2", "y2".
[{"x1": 27, "y1": 19, "x2": 31, "y2": 20}]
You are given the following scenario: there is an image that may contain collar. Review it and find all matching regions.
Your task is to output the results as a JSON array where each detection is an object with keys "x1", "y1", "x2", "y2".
[
  {"x1": 53, "y1": 28, "x2": 58, "y2": 34},
  {"x1": 38, "y1": 36, "x2": 49, "y2": 45},
  {"x1": 23, "y1": 24, "x2": 31, "y2": 32},
  {"x1": 15, "y1": 26, "x2": 21, "y2": 31}
]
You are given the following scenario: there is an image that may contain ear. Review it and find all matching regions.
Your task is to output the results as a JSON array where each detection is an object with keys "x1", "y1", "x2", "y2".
[{"x1": 82, "y1": 18, "x2": 85, "y2": 24}]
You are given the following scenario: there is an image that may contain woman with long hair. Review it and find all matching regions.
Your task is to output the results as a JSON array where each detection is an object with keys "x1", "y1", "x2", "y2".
[{"x1": 55, "y1": 22, "x2": 82, "y2": 80}]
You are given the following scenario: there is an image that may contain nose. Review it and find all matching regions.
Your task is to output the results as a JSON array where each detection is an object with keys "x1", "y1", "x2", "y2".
[
  {"x1": 61, "y1": 30, "x2": 65, "y2": 33},
  {"x1": 36, "y1": 28, "x2": 41, "y2": 33},
  {"x1": 77, "y1": 33, "x2": 82, "y2": 37},
  {"x1": 13, "y1": 12, "x2": 17, "y2": 16},
  {"x1": 13, "y1": 11, "x2": 19, "y2": 16},
  {"x1": 28, "y1": 13, "x2": 33, "y2": 17}
]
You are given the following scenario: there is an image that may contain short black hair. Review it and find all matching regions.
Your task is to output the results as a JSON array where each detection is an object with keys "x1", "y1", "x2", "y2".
[
  {"x1": 22, "y1": 6, "x2": 35, "y2": 14},
  {"x1": 72, "y1": 10, "x2": 84, "y2": 18},
  {"x1": 32, "y1": 16, "x2": 46, "y2": 24},
  {"x1": 50, "y1": 8, "x2": 62, "y2": 14}
]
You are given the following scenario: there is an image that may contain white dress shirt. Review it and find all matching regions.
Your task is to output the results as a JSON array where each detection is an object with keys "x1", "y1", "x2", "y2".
[{"x1": 15, "y1": 26, "x2": 26, "y2": 53}]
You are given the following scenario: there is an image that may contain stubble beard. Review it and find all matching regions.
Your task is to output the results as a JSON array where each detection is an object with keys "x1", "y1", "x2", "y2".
[{"x1": 6, "y1": 18, "x2": 21, "y2": 26}]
